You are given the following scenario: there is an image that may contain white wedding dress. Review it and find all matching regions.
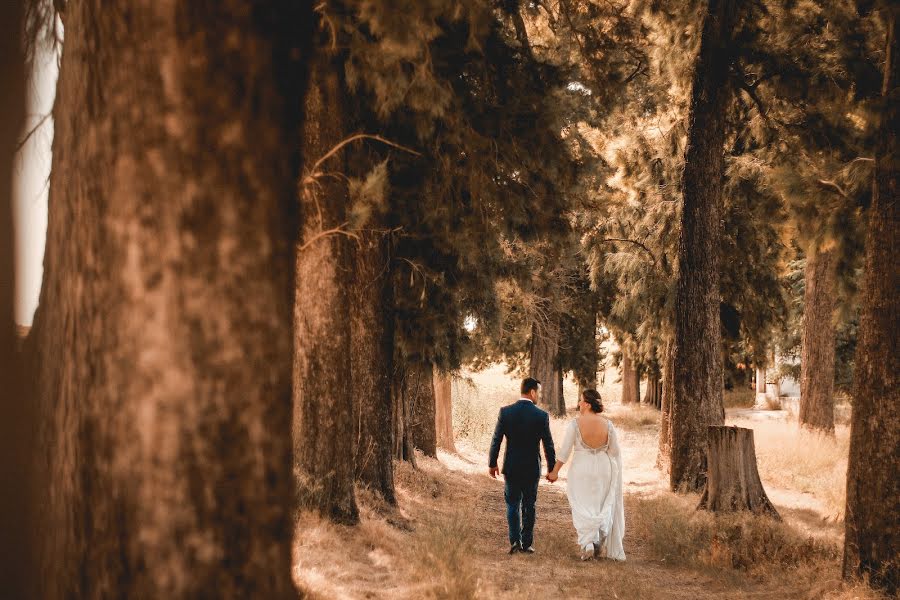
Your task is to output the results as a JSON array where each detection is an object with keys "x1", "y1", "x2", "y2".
[{"x1": 557, "y1": 418, "x2": 626, "y2": 560}]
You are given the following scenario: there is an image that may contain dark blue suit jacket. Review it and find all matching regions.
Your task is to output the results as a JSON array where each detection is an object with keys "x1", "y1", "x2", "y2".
[{"x1": 488, "y1": 399, "x2": 556, "y2": 481}]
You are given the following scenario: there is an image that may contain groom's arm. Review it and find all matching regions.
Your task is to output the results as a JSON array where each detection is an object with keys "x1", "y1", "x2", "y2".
[
  {"x1": 541, "y1": 412, "x2": 556, "y2": 469},
  {"x1": 488, "y1": 409, "x2": 505, "y2": 476}
]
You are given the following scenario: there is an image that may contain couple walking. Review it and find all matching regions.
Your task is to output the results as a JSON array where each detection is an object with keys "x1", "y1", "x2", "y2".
[{"x1": 488, "y1": 377, "x2": 625, "y2": 561}]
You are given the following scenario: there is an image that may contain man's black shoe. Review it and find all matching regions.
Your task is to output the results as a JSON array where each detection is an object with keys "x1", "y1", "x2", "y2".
[
  {"x1": 521, "y1": 545, "x2": 536, "y2": 554},
  {"x1": 508, "y1": 542, "x2": 522, "y2": 554}
]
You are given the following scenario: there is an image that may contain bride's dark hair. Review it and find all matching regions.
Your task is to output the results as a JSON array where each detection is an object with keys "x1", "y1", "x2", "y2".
[{"x1": 582, "y1": 389, "x2": 604, "y2": 413}]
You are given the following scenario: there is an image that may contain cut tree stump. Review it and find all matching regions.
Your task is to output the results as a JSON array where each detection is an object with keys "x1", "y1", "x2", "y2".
[{"x1": 698, "y1": 426, "x2": 780, "y2": 520}]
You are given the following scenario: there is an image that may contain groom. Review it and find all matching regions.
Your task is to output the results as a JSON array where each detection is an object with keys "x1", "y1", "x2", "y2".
[{"x1": 488, "y1": 377, "x2": 556, "y2": 554}]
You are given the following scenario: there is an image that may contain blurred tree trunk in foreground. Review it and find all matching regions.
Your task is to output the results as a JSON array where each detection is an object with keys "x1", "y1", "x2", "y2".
[
  {"x1": 843, "y1": 6, "x2": 899, "y2": 594},
  {"x1": 799, "y1": 245, "x2": 836, "y2": 433},
  {"x1": 668, "y1": 0, "x2": 738, "y2": 492},
  {"x1": 29, "y1": 2, "x2": 312, "y2": 597},
  {"x1": 293, "y1": 23, "x2": 359, "y2": 525},
  {"x1": 0, "y1": 2, "x2": 32, "y2": 598}
]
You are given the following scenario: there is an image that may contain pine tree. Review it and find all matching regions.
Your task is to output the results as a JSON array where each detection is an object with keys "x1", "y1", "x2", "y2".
[
  {"x1": 293, "y1": 28, "x2": 359, "y2": 524},
  {"x1": 843, "y1": 4, "x2": 899, "y2": 593}
]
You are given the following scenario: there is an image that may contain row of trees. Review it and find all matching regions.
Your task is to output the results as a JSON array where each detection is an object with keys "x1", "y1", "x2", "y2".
[{"x1": 4, "y1": 0, "x2": 896, "y2": 596}]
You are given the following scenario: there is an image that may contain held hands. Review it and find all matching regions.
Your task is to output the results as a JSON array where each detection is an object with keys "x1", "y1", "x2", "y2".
[{"x1": 546, "y1": 471, "x2": 558, "y2": 483}]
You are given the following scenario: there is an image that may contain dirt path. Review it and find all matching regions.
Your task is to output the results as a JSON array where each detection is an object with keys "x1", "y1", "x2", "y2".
[
  {"x1": 441, "y1": 442, "x2": 784, "y2": 600},
  {"x1": 293, "y1": 412, "x2": 857, "y2": 599}
]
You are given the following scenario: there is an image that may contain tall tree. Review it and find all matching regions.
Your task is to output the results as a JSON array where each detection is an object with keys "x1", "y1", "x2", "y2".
[
  {"x1": 350, "y1": 195, "x2": 396, "y2": 502},
  {"x1": 29, "y1": 2, "x2": 312, "y2": 596},
  {"x1": 1, "y1": 2, "x2": 31, "y2": 597},
  {"x1": 404, "y1": 361, "x2": 438, "y2": 457},
  {"x1": 668, "y1": 0, "x2": 740, "y2": 492},
  {"x1": 843, "y1": 4, "x2": 899, "y2": 594},
  {"x1": 620, "y1": 351, "x2": 640, "y2": 404},
  {"x1": 799, "y1": 244, "x2": 837, "y2": 432},
  {"x1": 293, "y1": 21, "x2": 359, "y2": 524},
  {"x1": 434, "y1": 373, "x2": 456, "y2": 452}
]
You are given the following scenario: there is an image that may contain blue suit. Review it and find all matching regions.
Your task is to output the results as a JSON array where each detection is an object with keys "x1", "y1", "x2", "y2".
[{"x1": 488, "y1": 399, "x2": 556, "y2": 548}]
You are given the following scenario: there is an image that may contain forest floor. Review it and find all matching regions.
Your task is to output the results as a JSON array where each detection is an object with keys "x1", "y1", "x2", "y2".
[{"x1": 292, "y1": 366, "x2": 884, "y2": 600}]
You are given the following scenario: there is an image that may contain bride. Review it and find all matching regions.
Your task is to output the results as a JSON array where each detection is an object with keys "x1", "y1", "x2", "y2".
[{"x1": 547, "y1": 390, "x2": 625, "y2": 561}]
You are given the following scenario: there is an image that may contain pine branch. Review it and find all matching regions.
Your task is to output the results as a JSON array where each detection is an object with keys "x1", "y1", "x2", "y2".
[
  {"x1": 303, "y1": 133, "x2": 420, "y2": 186},
  {"x1": 816, "y1": 179, "x2": 849, "y2": 198},
  {"x1": 598, "y1": 237, "x2": 657, "y2": 266},
  {"x1": 15, "y1": 112, "x2": 51, "y2": 152},
  {"x1": 298, "y1": 223, "x2": 361, "y2": 252}
]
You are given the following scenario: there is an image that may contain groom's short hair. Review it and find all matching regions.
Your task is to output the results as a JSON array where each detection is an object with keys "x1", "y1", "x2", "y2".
[{"x1": 521, "y1": 377, "x2": 541, "y2": 395}]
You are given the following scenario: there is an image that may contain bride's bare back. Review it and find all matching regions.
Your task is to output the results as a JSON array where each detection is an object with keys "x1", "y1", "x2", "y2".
[{"x1": 576, "y1": 414, "x2": 609, "y2": 449}]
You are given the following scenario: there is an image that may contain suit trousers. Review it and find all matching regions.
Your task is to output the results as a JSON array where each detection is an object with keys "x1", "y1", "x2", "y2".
[{"x1": 504, "y1": 475, "x2": 539, "y2": 547}]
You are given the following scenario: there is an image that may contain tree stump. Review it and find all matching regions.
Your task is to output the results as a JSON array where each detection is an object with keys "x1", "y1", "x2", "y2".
[{"x1": 698, "y1": 426, "x2": 780, "y2": 519}]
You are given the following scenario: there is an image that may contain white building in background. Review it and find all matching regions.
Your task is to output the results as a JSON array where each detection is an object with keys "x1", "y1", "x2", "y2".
[{"x1": 13, "y1": 41, "x2": 58, "y2": 327}]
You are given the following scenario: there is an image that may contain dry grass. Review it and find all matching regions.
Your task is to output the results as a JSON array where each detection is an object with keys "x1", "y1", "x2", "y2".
[
  {"x1": 628, "y1": 493, "x2": 839, "y2": 573},
  {"x1": 409, "y1": 513, "x2": 481, "y2": 599},
  {"x1": 605, "y1": 402, "x2": 659, "y2": 429},
  {"x1": 724, "y1": 387, "x2": 756, "y2": 409}
]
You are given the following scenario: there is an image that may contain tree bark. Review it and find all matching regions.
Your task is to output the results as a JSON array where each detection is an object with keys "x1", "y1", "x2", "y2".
[
  {"x1": 392, "y1": 360, "x2": 418, "y2": 467},
  {"x1": 351, "y1": 227, "x2": 397, "y2": 503},
  {"x1": 657, "y1": 339, "x2": 675, "y2": 470},
  {"x1": 293, "y1": 43, "x2": 359, "y2": 524},
  {"x1": 643, "y1": 362, "x2": 662, "y2": 410},
  {"x1": 0, "y1": 2, "x2": 32, "y2": 597},
  {"x1": 529, "y1": 321, "x2": 565, "y2": 416},
  {"x1": 799, "y1": 245, "x2": 837, "y2": 433},
  {"x1": 434, "y1": 373, "x2": 457, "y2": 452},
  {"x1": 407, "y1": 361, "x2": 438, "y2": 458},
  {"x1": 621, "y1": 352, "x2": 640, "y2": 404},
  {"x1": 30, "y1": 2, "x2": 312, "y2": 597},
  {"x1": 698, "y1": 426, "x2": 780, "y2": 519},
  {"x1": 843, "y1": 8, "x2": 900, "y2": 594},
  {"x1": 755, "y1": 367, "x2": 766, "y2": 393},
  {"x1": 669, "y1": 0, "x2": 738, "y2": 492}
]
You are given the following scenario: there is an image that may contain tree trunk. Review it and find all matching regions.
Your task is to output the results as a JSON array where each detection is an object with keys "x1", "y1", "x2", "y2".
[
  {"x1": 621, "y1": 352, "x2": 640, "y2": 404},
  {"x1": 657, "y1": 339, "x2": 675, "y2": 470},
  {"x1": 293, "y1": 43, "x2": 359, "y2": 524},
  {"x1": 698, "y1": 426, "x2": 780, "y2": 519},
  {"x1": 799, "y1": 245, "x2": 837, "y2": 432},
  {"x1": 643, "y1": 362, "x2": 662, "y2": 410},
  {"x1": 529, "y1": 321, "x2": 565, "y2": 416},
  {"x1": 753, "y1": 365, "x2": 767, "y2": 408},
  {"x1": 843, "y1": 8, "x2": 900, "y2": 594},
  {"x1": 669, "y1": 0, "x2": 737, "y2": 492},
  {"x1": 392, "y1": 360, "x2": 418, "y2": 467},
  {"x1": 351, "y1": 226, "x2": 396, "y2": 503},
  {"x1": 0, "y1": 2, "x2": 32, "y2": 596},
  {"x1": 755, "y1": 367, "x2": 766, "y2": 393},
  {"x1": 30, "y1": 2, "x2": 312, "y2": 597},
  {"x1": 407, "y1": 361, "x2": 438, "y2": 458},
  {"x1": 434, "y1": 373, "x2": 457, "y2": 452}
]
